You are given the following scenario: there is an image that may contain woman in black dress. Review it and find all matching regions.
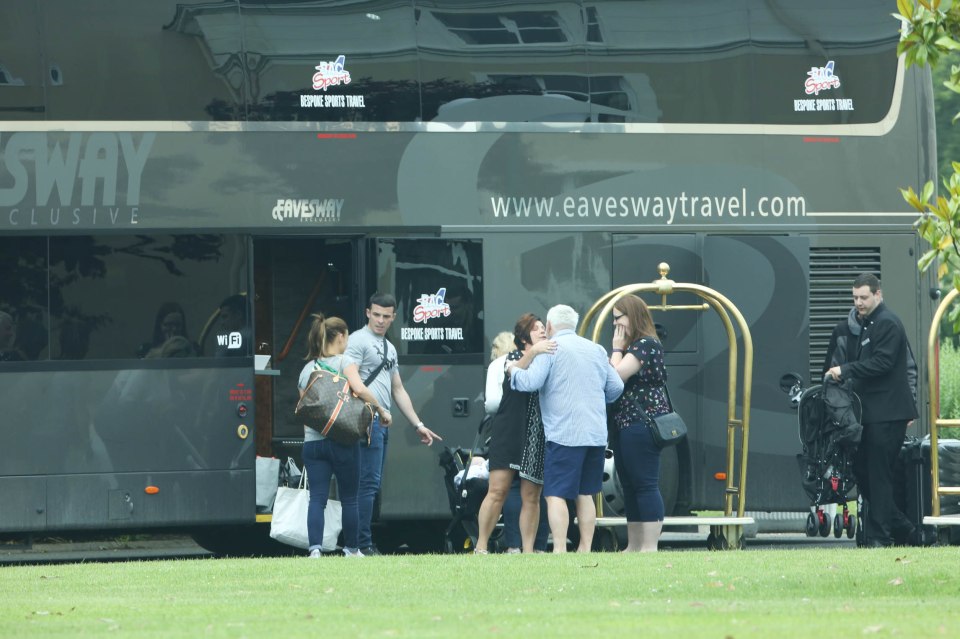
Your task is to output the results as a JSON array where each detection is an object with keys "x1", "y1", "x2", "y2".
[
  {"x1": 609, "y1": 295, "x2": 670, "y2": 552},
  {"x1": 475, "y1": 313, "x2": 554, "y2": 553}
]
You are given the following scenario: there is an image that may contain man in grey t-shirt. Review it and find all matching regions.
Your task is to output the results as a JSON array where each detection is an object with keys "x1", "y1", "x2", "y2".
[{"x1": 343, "y1": 293, "x2": 442, "y2": 554}]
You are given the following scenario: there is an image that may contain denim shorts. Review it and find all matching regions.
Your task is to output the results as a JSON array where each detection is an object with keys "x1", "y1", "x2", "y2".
[{"x1": 542, "y1": 441, "x2": 605, "y2": 500}]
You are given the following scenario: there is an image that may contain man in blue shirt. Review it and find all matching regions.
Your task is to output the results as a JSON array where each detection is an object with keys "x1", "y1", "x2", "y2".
[{"x1": 509, "y1": 304, "x2": 623, "y2": 552}]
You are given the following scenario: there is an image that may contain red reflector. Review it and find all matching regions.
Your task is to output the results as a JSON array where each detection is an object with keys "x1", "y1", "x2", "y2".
[
  {"x1": 145, "y1": 486, "x2": 160, "y2": 495},
  {"x1": 317, "y1": 133, "x2": 357, "y2": 139},
  {"x1": 802, "y1": 136, "x2": 839, "y2": 143},
  {"x1": 714, "y1": 472, "x2": 727, "y2": 481}
]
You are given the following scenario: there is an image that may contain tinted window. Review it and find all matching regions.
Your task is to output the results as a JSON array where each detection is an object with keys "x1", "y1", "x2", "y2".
[
  {"x1": 417, "y1": 1, "x2": 591, "y2": 122},
  {"x1": 0, "y1": 1, "x2": 45, "y2": 121},
  {"x1": 0, "y1": 236, "x2": 48, "y2": 361},
  {"x1": 243, "y1": 1, "x2": 421, "y2": 122},
  {"x1": 2, "y1": 0, "x2": 246, "y2": 121},
  {"x1": 0, "y1": 0, "x2": 900, "y2": 124},
  {"x1": 377, "y1": 239, "x2": 484, "y2": 356},
  {"x1": 48, "y1": 234, "x2": 250, "y2": 360}
]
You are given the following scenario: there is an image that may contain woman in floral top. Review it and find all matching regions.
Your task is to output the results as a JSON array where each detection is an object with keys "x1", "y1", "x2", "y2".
[{"x1": 609, "y1": 294, "x2": 670, "y2": 552}]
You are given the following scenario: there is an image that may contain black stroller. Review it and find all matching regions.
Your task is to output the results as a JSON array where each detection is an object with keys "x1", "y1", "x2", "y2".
[
  {"x1": 784, "y1": 374, "x2": 863, "y2": 538},
  {"x1": 437, "y1": 416, "x2": 504, "y2": 553}
]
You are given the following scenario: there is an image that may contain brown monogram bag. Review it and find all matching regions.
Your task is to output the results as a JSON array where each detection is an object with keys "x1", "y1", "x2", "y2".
[{"x1": 295, "y1": 361, "x2": 374, "y2": 445}]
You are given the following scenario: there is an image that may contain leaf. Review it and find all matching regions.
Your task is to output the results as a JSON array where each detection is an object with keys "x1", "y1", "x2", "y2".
[
  {"x1": 935, "y1": 36, "x2": 960, "y2": 50},
  {"x1": 918, "y1": 248, "x2": 938, "y2": 272},
  {"x1": 922, "y1": 180, "x2": 936, "y2": 204},
  {"x1": 888, "y1": 577, "x2": 905, "y2": 585},
  {"x1": 899, "y1": 0, "x2": 915, "y2": 20}
]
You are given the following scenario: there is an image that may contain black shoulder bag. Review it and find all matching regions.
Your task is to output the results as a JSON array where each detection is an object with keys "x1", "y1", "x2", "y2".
[{"x1": 645, "y1": 383, "x2": 687, "y2": 449}]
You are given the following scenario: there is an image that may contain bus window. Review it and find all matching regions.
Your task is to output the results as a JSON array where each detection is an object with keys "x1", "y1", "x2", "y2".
[
  {"x1": 47, "y1": 234, "x2": 250, "y2": 360},
  {"x1": 377, "y1": 238, "x2": 484, "y2": 357},
  {"x1": 240, "y1": 1, "x2": 421, "y2": 122},
  {"x1": 0, "y1": 236, "x2": 48, "y2": 361}
]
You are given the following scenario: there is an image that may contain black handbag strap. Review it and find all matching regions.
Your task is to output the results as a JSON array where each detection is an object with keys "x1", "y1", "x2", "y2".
[
  {"x1": 640, "y1": 381, "x2": 675, "y2": 419},
  {"x1": 363, "y1": 336, "x2": 389, "y2": 387}
]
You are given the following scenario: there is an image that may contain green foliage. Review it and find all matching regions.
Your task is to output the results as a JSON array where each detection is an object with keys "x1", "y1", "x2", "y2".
[
  {"x1": 938, "y1": 341, "x2": 960, "y2": 436},
  {"x1": 1, "y1": 551, "x2": 959, "y2": 637},
  {"x1": 897, "y1": 1, "x2": 960, "y2": 330}
]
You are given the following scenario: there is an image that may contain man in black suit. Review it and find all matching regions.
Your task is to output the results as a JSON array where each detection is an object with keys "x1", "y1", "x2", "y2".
[{"x1": 827, "y1": 273, "x2": 921, "y2": 547}]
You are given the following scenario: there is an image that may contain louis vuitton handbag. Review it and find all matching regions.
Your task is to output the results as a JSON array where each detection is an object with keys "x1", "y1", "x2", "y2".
[
  {"x1": 646, "y1": 383, "x2": 687, "y2": 449},
  {"x1": 295, "y1": 360, "x2": 374, "y2": 445}
]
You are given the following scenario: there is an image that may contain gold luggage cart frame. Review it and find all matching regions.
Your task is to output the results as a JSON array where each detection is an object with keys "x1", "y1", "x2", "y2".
[
  {"x1": 924, "y1": 287, "x2": 960, "y2": 530},
  {"x1": 582, "y1": 263, "x2": 754, "y2": 550}
]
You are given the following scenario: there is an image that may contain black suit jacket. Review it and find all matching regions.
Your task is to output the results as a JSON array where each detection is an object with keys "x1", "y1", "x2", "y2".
[{"x1": 839, "y1": 302, "x2": 918, "y2": 423}]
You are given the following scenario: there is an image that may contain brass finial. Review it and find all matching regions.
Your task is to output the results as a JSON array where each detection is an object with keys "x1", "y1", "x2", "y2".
[{"x1": 658, "y1": 262, "x2": 670, "y2": 280}]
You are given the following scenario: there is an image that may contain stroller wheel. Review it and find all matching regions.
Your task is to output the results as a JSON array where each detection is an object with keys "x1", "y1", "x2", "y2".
[
  {"x1": 805, "y1": 512, "x2": 818, "y2": 537},
  {"x1": 818, "y1": 514, "x2": 831, "y2": 537},
  {"x1": 845, "y1": 514, "x2": 856, "y2": 539},
  {"x1": 833, "y1": 513, "x2": 843, "y2": 539}
]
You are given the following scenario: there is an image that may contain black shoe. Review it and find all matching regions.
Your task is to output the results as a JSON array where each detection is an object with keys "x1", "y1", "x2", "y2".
[
  {"x1": 361, "y1": 546, "x2": 382, "y2": 556},
  {"x1": 908, "y1": 526, "x2": 938, "y2": 547}
]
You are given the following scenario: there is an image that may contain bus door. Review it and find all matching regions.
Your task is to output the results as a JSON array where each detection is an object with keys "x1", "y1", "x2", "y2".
[
  {"x1": 251, "y1": 237, "x2": 362, "y2": 465},
  {"x1": 701, "y1": 235, "x2": 809, "y2": 512}
]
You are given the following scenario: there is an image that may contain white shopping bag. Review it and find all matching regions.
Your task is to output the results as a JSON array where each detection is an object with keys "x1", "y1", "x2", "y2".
[
  {"x1": 269, "y1": 471, "x2": 342, "y2": 551},
  {"x1": 255, "y1": 456, "x2": 281, "y2": 510}
]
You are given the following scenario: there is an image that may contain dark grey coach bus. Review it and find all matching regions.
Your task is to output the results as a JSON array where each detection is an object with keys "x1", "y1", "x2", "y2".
[{"x1": 0, "y1": 0, "x2": 938, "y2": 551}]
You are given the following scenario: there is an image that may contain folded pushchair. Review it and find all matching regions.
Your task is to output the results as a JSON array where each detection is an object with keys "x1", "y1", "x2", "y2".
[
  {"x1": 795, "y1": 376, "x2": 863, "y2": 538},
  {"x1": 437, "y1": 416, "x2": 504, "y2": 553}
]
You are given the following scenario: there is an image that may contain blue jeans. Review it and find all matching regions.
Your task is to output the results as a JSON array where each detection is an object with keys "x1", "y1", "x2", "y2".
[
  {"x1": 502, "y1": 476, "x2": 549, "y2": 551},
  {"x1": 358, "y1": 416, "x2": 388, "y2": 549},
  {"x1": 613, "y1": 420, "x2": 664, "y2": 522},
  {"x1": 302, "y1": 438, "x2": 361, "y2": 551}
]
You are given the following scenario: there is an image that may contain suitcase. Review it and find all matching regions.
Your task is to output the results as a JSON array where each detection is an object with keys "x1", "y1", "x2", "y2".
[{"x1": 902, "y1": 437, "x2": 960, "y2": 544}]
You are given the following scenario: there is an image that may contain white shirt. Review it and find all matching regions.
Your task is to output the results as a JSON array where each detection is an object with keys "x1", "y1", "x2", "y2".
[{"x1": 484, "y1": 354, "x2": 508, "y2": 415}]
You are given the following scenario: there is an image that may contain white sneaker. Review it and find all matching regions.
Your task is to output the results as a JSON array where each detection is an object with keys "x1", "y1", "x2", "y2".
[
  {"x1": 308, "y1": 549, "x2": 322, "y2": 558},
  {"x1": 343, "y1": 548, "x2": 365, "y2": 558}
]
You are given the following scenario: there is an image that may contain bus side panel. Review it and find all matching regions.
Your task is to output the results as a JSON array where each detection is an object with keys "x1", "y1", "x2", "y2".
[
  {"x1": 0, "y1": 477, "x2": 46, "y2": 533},
  {"x1": 379, "y1": 362, "x2": 480, "y2": 520},
  {"x1": 702, "y1": 235, "x2": 810, "y2": 511},
  {"x1": 0, "y1": 367, "x2": 254, "y2": 532}
]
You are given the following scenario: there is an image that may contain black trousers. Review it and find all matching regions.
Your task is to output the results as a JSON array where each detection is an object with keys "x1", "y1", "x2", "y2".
[{"x1": 854, "y1": 420, "x2": 913, "y2": 544}]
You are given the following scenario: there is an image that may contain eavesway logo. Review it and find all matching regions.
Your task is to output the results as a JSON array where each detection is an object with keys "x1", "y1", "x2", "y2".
[
  {"x1": 805, "y1": 61, "x2": 840, "y2": 95},
  {"x1": 1, "y1": 132, "x2": 154, "y2": 227},
  {"x1": 271, "y1": 199, "x2": 343, "y2": 223}
]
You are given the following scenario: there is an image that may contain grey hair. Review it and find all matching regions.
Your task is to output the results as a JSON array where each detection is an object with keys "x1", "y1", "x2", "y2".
[{"x1": 546, "y1": 304, "x2": 579, "y2": 331}]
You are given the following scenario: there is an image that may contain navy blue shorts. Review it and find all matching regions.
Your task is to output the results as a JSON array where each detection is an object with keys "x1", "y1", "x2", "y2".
[{"x1": 543, "y1": 441, "x2": 605, "y2": 500}]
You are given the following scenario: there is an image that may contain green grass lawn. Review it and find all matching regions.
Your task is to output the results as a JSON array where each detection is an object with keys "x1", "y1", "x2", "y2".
[{"x1": 2, "y1": 547, "x2": 958, "y2": 638}]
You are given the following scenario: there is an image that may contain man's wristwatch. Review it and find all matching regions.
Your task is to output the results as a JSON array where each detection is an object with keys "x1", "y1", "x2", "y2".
[{"x1": 415, "y1": 422, "x2": 425, "y2": 429}]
